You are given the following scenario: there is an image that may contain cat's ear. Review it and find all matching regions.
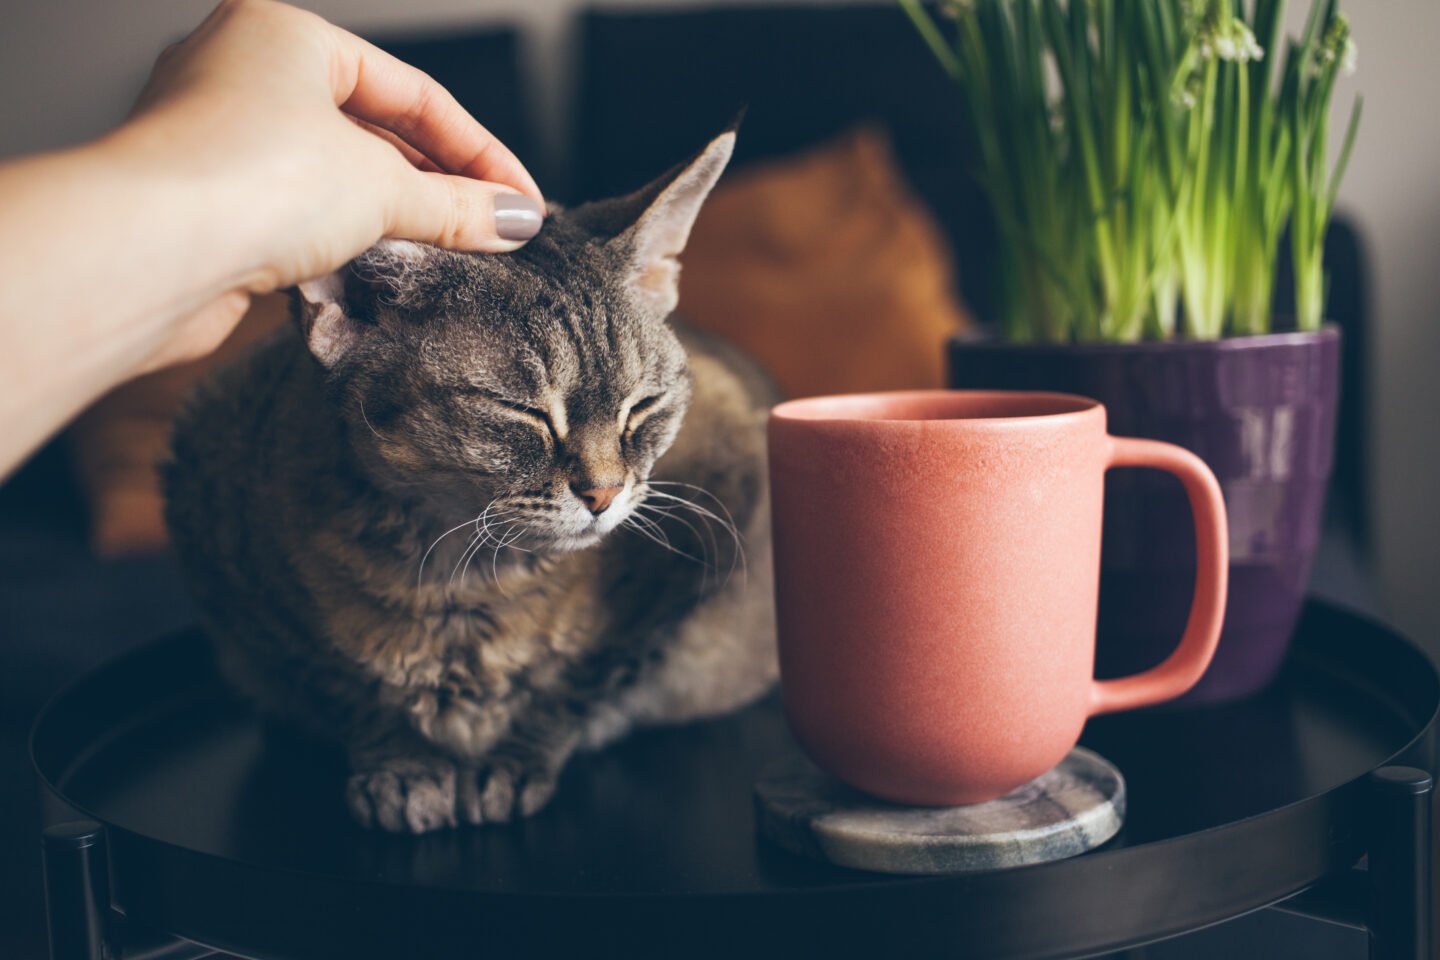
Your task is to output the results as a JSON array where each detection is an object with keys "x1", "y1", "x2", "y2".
[
  {"x1": 569, "y1": 129, "x2": 735, "y2": 316},
  {"x1": 294, "y1": 240, "x2": 433, "y2": 366},
  {"x1": 294, "y1": 271, "x2": 357, "y2": 367},
  {"x1": 617, "y1": 130, "x2": 734, "y2": 315}
]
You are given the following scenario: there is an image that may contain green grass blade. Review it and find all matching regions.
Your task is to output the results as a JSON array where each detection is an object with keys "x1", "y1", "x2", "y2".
[
  {"x1": 1326, "y1": 95, "x2": 1363, "y2": 216},
  {"x1": 898, "y1": 0, "x2": 962, "y2": 80}
]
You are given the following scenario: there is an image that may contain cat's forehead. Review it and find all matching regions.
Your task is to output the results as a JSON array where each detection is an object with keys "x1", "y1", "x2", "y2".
[{"x1": 420, "y1": 238, "x2": 675, "y2": 402}]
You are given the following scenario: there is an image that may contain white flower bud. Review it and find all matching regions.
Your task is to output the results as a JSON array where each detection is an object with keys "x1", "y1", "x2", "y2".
[{"x1": 1212, "y1": 19, "x2": 1262, "y2": 62}]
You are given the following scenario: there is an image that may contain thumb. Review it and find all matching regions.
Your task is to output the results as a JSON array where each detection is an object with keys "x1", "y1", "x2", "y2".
[{"x1": 386, "y1": 170, "x2": 545, "y2": 252}]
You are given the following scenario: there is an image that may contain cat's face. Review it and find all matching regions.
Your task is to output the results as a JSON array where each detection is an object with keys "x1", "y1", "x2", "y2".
[{"x1": 296, "y1": 131, "x2": 734, "y2": 552}]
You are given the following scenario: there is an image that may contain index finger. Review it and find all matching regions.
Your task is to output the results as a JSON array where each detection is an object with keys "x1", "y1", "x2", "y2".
[{"x1": 325, "y1": 26, "x2": 542, "y2": 202}]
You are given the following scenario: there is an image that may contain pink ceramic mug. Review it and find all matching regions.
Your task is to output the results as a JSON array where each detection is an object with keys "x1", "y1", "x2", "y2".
[{"x1": 767, "y1": 390, "x2": 1228, "y2": 806}]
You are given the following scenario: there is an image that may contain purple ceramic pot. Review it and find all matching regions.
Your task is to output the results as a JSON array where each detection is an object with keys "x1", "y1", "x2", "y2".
[{"x1": 948, "y1": 329, "x2": 1340, "y2": 703}]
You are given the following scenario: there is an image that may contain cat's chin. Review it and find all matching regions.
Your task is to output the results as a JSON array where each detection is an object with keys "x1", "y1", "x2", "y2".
[
  {"x1": 531, "y1": 502, "x2": 635, "y2": 554},
  {"x1": 543, "y1": 531, "x2": 607, "y2": 553}
]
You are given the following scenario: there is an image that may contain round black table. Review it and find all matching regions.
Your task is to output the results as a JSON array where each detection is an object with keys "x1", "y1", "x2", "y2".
[{"x1": 31, "y1": 601, "x2": 1438, "y2": 960}]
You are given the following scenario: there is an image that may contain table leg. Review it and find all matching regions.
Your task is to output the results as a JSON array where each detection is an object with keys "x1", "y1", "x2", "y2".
[
  {"x1": 41, "y1": 821, "x2": 111, "y2": 960},
  {"x1": 1368, "y1": 766, "x2": 1434, "y2": 960},
  {"x1": 41, "y1": 820, "x2": 216, "y2": 960}
]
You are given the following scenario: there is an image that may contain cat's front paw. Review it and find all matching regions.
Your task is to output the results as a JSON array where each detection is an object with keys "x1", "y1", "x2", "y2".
[
  {"x1": 347, "y1": 757, "x2": 459, "y2": 834},
  {"x1": 461, "y1": 758, "x2": 559, "y2": 824}
]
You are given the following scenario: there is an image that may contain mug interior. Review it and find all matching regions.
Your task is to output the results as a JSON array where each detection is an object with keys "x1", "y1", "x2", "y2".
[{"x1": 771, "y1": 390, "x2": 1099, "y2": 424}]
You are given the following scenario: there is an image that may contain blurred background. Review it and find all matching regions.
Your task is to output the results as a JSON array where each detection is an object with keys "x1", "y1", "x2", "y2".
[
  {"x1": 2, "y1": 0, "x2": 1436, "y2": 652},
  {"x1": 0, "y1": 2, "x2": 1437, "y2": 958}
]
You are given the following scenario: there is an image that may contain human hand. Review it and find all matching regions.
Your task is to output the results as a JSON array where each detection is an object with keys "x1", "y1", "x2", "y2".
[{"x1": 120, "y1": 0, "x2": 545, "y2": 368}]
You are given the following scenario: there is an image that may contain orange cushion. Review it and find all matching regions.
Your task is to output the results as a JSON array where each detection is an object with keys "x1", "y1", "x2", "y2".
[
  {"x1": 67, "y1": 293, "x2": 289, "y2": 557},
  {"x1": 678, "y1": 126, "x2": 970, "y2": 399}
]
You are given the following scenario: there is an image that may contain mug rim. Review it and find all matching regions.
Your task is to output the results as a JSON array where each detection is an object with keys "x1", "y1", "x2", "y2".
[{"x1": 770, "y1": 389, "x2": 1103, "y2": 425}]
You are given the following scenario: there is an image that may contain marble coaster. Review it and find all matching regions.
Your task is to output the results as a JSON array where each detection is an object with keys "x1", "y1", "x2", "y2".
[{"x1": 754, "y1": 748, "x2": 1125, "y2": 875}]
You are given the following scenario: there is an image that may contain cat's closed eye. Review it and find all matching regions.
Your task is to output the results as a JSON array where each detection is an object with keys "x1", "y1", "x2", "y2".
[
  {"x1": 629, "y1": 394, "x2": 663, "y2": 416},
  {"x1": 463, "y1": 386, "x2": 558, "y2": 441},
  {"x1": 625, "y1": 393, "x2": 667, "y2": 433}
]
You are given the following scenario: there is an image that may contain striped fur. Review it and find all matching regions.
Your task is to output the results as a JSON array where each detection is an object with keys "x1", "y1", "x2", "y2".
[{"x1": 164, "y1": 132, "x2": 778, "y2": 833}]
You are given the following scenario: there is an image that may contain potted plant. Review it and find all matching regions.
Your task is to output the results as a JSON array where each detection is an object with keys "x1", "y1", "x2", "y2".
[{"x1": 901, "y1": 0, "x2": 1360, "y2": 702}]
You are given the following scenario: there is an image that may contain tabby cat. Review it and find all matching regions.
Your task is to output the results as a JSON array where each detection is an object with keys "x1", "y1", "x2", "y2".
[{"x1": 164, "y1": 130, "x2": 778, "y2": 834}]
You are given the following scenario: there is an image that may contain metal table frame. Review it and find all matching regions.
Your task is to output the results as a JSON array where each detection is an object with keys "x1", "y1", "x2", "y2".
[
  {"x1": 32, "y1": 602, "x2": 1439, "y2": 960},
  {"x1": 39, "y1": 769, "x2": 1434, "y2": 959}
]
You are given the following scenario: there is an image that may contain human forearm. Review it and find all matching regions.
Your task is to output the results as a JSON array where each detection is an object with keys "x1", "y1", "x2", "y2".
[
  {"x1": 0, "y1": 0, "x2": 545, "y2": 482},
  {"x1": 0, "y1": 123, "x2": 250, "y2": 478}
]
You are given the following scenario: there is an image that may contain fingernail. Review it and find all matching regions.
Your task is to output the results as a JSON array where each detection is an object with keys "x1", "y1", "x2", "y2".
[{"x1": 494, "y1": 194, "x2": 544, "y2": 242}]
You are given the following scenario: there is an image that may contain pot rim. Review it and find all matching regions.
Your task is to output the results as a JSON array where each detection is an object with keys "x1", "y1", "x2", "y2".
[{"x1": 950, "y1": 325, "x2": 1340, "y2": 355}]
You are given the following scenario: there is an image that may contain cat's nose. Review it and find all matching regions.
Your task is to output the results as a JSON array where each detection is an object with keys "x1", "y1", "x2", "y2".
[{"x1": 572, "y1": 483, "x2": 623, "y2": 515}]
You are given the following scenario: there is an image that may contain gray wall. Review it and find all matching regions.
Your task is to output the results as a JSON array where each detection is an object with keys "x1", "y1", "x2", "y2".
[
  {"x1": 0, "y1": 0, "x2": 575, "y2": 170},
  {"x1": 2, "y1": 0, "x2": 1437, "y2": 649},
  {"x1": 1300, "y1": 0, "x2": 1440, "y2": 652},
  {"x1": 0, "y1": 0, "x2": 868, "y2": 169}
]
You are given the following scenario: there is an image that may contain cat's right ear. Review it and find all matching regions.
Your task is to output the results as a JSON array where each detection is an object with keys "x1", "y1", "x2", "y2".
[
  {"x1": 294, "y1": 240, "x2": 435, "y2": 367},
  {"x1": 565, "y1": 124, "x2": 737, "y2": 317},
  {"x1": 611, "y1": 130, "x2": 735, "y2": 317},
  {"x1": 295, "y1": 271, "x2": 360, "y2": 368}
]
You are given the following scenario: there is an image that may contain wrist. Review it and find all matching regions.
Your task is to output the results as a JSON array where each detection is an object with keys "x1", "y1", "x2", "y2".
[
  {"x1": 98, "y1": 105, "x2": 269, "y2": 299},
  {"x1": 0, "y1": 101, "x2": 272, "y2": 477},
  {"x1": 0, "y1": 114, "x2": 258, "y2": 391}
]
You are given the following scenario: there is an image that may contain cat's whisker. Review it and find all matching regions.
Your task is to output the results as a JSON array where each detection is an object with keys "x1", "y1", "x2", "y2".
[
  {"x1": 478, "y1": 509, "x2": 535, "y2": 555},
  {"x1": 419, "y1": 500, "x2": 499, "y2": 590},
  {"x1": 357, "y1": 397, "x2": 388, "y2": 442},
  {"x1": 457, "y1": 522, "x2": 507, "y2": 587},
  {"x1": 426, "y1": 526, "x2": 474, "y2": 589},
  {"x1": 647, "y1": 480, "x2": 741, "y2": 536},
  {"x1": 453, "y1": 519, "x2": 504, "y2": 588},
  {"x1": 450, "y1": 530, "x2": 486, "y2": 589},
  {"x1": 644, "y1": 486, "x2": 737, "y2": 534},
  {"x1": 658, "y1": 497, "x2": 742, "y2": 586},
  {"x1": 641, "y1": 488, "x2": 745, "y2": 583},
  {"x1": 625, "y1": 508, "x2": 669, "y2": 542},
  {"x1": 453, "y1": 504, "x2": 516, "y2": 588},
  {"x1": 491, "y1": 526, "x2": 527, "y2": 596},
  {"x1": 476, "y1": 503, "x2": 510, "y2": 549},
  {"x1": 462, "y1": 511, "x2": 521, "y2": 587},
  {"x1": 625, "y1": 509, "x2": 694, "y2": 563},
  {"x1": 623, "y1": 513, "x2": 707, "y2": 566},
  {"x1": 633, "y1": 502, "x2": 716, "y2": 575},
  {"x1": 637, "y1": 499, "x2": 717, "y2": 565},
  {"x1": 650, "y1": 477, "x2": 743, "y2": 569},
  {"x1": 488, "y1": 515, "x2": 533, "y2": 554}
]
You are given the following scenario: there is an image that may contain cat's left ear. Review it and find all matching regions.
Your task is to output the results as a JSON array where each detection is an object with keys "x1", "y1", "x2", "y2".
[
  {"x1": 294, "y1": 240, "x2": 434, "y2": 367},
  {"x1": 612, "y1": 130, "x2": 735, "y2": 316},
  {"x1": 294, "y1": 271, "x2": 358, "y2": 368}
]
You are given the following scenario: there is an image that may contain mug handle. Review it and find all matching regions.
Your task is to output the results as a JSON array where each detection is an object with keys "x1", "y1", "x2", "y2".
[{"x1": 1089, "y1": 437, "x2": 1229, "y2": 716}]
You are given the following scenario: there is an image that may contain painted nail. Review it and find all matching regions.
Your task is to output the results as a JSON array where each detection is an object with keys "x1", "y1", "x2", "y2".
[{"x1": 493, "y1": 194, "x2": 544, "y2": 242}]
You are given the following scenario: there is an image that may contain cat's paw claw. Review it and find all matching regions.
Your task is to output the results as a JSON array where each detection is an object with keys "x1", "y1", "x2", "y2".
[
  {"x1": 474, "y1": 761, "x2": 558, "y2": 823},
  {"x1": 479, "y1": 765, "x2": 517, "y2": 823},
  {"x1": 347, "y1": 759, "x2": 458, "y2": 834},
  {"x1": 457, "y1": 769, "x2": 487, "y2": 825},
  {"x1": 518, "y1": 774, "x2": 558, "y2": 817}
]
